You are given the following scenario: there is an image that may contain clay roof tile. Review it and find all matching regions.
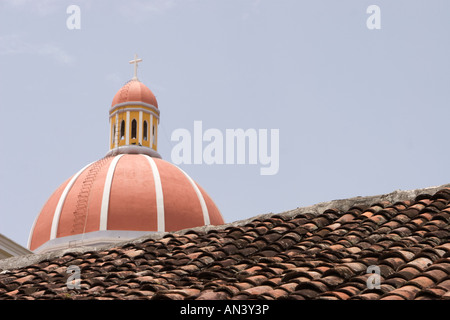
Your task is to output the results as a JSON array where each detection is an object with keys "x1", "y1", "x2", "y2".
[{"x1": 1, "y1": 184, "x2": 450, "y2": 301}]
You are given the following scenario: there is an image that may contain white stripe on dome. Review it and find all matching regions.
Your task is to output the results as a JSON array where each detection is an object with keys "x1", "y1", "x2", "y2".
[
  {"x1": 50, "y1": 162, "x2": 94, "y2": 240},
  {"x1": 175, "y1": 166, "x2": 210, "y2": 226},
  {"x1": 142, "y1": 155, "x2": 165, "y2": 232},
  {"x1": 99, "y1": 154, "x2": 124, "y2": 231},
  {"x1": 27, "y1": 207, "x2": 41, "y2": 249}
]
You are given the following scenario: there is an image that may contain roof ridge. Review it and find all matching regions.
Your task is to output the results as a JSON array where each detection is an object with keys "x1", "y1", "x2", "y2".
[
  {"x1": 173, "y1": 183, "x2": 450, "y2": 234},
  {"x1": 1, "y1": 183, "x2": 449, "y2": 272}
]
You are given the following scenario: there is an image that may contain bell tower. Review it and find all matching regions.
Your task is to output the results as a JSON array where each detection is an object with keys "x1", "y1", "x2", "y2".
[{"x1": 107, "y1": 54, "x2": 161, "y2": 158}]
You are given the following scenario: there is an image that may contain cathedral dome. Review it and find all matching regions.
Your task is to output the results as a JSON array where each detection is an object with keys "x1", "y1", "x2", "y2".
[
  {"x1": 28, "y1": 54, "x2": 224, "y2": 254},
  {"x1": 29, "y1": 154, "x2": 224, "y2": 253},
  {"x1": 111, "y1": 79, "x2": 158, "y2": 108}
]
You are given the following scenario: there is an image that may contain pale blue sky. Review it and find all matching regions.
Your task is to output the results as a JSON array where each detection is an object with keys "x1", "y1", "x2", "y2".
[{"x1": 1, "y1": 0, "x2": 450, "y2": 248}]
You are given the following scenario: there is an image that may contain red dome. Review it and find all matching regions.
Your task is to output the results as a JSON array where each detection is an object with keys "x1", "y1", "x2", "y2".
[
  {"x1": 111, "y1": 79, "x2": 158, "y2": 108},
  {"x1": 28, "y1": 155, "x2": 224, "y2": 252}
]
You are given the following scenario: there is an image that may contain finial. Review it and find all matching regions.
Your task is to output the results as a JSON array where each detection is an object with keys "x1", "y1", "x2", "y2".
[{"x1": 129, "y1": 53, "x2": 142, "y2": 80}]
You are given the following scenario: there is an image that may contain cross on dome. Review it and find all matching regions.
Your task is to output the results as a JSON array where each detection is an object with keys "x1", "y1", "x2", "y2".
[{"x1": 129, "y1": 53, "x2": 143, "y2": 80}]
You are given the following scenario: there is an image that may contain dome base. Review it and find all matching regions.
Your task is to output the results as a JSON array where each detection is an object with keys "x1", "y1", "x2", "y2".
[
  {"x1": 32, "y1": 230, "x2": 164, "y2": 254},
  {"x1": 106, "y1": 145, "x2": 162, "y2": 158}
]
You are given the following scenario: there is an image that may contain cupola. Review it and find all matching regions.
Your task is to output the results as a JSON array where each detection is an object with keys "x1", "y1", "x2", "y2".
[{"x1": 28, "y1": 55, "x2": 225, "y2": 253}]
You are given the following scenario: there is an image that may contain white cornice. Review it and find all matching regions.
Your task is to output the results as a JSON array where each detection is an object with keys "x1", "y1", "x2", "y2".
[
  {"x1": 0, "y1": 234, "x2": 32, "y2": 259},
  {"x1": 110, "y1": 102, "x2": 160, "y2": 117},
  {"x1": 109, "y1": 107, "x2": 160, "y2": 121}
]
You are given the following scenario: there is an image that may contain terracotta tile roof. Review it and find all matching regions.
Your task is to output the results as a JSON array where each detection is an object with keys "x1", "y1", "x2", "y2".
[{"x1": 1, "y1": 185, "x2": 450, "y2": 301}]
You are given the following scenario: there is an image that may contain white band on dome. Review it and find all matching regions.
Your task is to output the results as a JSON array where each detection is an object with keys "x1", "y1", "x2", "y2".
[
  {"x1": 142, "y1": 155, "x2": 165, "y2": 232},
  {"x1": 175, "y1": 166, "x2": 210, "y2": 226},
  {"x1": 50, "y1": 162, "x2": 94, "y2": 240},
  {"x1": 27, "y1": 211, "x2": 40, "y2": 249},
  {"x1": 99, "y1": 155, "x2": 124, "y2": 231}
]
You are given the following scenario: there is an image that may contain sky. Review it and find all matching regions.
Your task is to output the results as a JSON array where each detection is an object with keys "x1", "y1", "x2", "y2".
[{"x1": 1, "y1": 0, "x2": 450, "y2": 248}]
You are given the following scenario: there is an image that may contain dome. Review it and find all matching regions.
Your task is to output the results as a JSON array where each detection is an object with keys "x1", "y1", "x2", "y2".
[
  {"x1": 28, "y1": 154, "x2": 224, "y2": 253},
  {"x1": 111, "y1": 79, "x2": 158, "y2": 108}
]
